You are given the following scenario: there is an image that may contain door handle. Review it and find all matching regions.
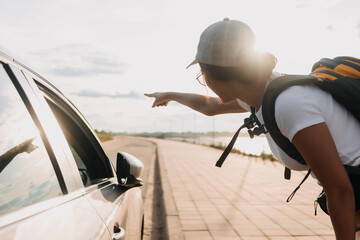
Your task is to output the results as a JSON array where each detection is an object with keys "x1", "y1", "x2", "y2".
[{"x1": 113, "y1": 225, "x2": 125, "y2": 240}]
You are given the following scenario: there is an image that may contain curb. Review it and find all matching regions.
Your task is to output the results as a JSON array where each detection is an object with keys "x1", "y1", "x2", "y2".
[
  {"x1": 141, "y1": 141, "x2": 157, "y2": 240},
  {"x1": 155, "y1": 142, "x2": 184, "y2": 240}
]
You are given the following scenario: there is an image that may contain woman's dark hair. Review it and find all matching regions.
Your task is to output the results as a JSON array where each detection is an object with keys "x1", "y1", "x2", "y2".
[{"x1": 199, "y1": 52, "x2": 277, "y2": 85}]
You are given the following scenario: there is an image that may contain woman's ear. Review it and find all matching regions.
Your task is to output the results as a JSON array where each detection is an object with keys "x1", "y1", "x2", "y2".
[
  {"x1": 259, "y1": 52, "x2": 277, "y2": 79},
  {"x1": 238, "y1": 51, "x2": 277, "y2": 82}
]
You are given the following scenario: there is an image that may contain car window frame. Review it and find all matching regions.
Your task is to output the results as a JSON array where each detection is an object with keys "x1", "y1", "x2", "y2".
[
  {"x1": 0, "y1": 55, "x2": 121, "y2": 232},
  {"x1": 0, "y1": 60, "x2": 86, "y2": 228},
  {"x1": 13, "y1": 57, "x2": 113, "y2": 170},
  {"x1": 1, "y1": 63, "x2": 68, "y2": 194},
  {"x1": 4, "y1": 57, "x2": 117, "y2": 190}
]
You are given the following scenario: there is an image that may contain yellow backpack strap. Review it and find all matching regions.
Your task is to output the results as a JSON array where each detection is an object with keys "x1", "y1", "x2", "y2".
[
  {"x1": 334, "y1": 56, "x2": 360, "y2": 70},
  {"x1": 311, "y1": 57, "x2": 360, "y2": 80}
]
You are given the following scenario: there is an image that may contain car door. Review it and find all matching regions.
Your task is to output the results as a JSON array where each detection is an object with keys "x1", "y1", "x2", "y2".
[
  {"x1": 29, "y1": 73, "x2": 143, "y2": 240},
  {"x1": 0, "y1": 61, "x2": 112, "y2": 240}
]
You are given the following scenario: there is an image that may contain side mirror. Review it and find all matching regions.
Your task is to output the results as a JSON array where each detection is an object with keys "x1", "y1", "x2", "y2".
[{"x1": 116, "y1": 152, "x2": 144, "y2": 187}]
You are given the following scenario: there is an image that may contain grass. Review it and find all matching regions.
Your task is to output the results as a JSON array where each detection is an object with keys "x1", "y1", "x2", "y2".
[
  {"x1": 208, "y1": 142, "x2": 277, "y2": 161},
  {"x1": 95, "y1": 130, "x2": 114, "y2": 142},
  {"x1": 147, "y1": 135, "x2": 277, "y2": 162}
]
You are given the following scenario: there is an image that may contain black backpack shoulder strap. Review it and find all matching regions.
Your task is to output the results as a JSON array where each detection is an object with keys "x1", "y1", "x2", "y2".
[{"x1": 262, "y1": 74, "x2": 318, "y2": 165}]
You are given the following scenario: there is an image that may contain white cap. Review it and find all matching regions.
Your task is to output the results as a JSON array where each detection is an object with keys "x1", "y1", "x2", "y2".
[{"x1": 187, "y1": 18, "x2": 255, "y2": 69}]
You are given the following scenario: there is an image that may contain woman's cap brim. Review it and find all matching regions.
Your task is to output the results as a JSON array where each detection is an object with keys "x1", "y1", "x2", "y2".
[{"x1": 186, "y1": 59, "x2": 198, "y2": 69}]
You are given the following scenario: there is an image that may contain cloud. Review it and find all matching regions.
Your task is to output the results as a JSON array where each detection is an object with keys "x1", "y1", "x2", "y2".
[
  {"x1": 293, "y1": 0, "x2": 343, "y2": 9},
  {"x1": 325, "y1": 25, "x2": 335, "y2": 31},
  {"x1": 31, "y1": 43, "x2": 128, "y2": 77},
  {"x1": 73, "y1": 90, "x2": 142, "y2": 99}
]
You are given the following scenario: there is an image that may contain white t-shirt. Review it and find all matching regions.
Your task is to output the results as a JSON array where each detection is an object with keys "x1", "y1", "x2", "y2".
[{"x1": 237, "y1": 73, "x2": 360, "y2": 171}]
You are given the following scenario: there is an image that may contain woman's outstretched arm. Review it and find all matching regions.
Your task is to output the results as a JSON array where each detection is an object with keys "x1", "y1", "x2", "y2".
[{"x1": 144, "y1": 92, "x2": 247, "y2": 116}]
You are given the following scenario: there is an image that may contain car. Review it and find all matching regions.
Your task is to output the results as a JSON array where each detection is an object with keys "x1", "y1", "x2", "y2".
[{"x1": 0, "y1": 49, "x2": 144, "y2": 240}]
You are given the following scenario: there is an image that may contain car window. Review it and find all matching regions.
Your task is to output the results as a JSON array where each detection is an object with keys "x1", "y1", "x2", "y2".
[
  {"x1": 0, "y1": 65, "x2": 62, "y2": 216},
  {"x1": 36, "y1": 83, "x2": 113, "y2": 187}
]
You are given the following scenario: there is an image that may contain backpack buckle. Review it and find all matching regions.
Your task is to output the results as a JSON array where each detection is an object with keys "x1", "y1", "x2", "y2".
[
  {"x1": 246, "y1": 107, "x2": 268, "y2": 138},
  {"x1": 248, "y1": 125, "x2": 267, "y2": 138}
]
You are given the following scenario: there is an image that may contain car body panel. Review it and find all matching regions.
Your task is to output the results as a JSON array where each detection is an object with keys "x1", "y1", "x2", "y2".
[
  {"x1": 0, "y1": 191, "x2": 111, "y2": 239},
  {"x1": 86, "y1": 182, "x2": 143, "y2": 240}
]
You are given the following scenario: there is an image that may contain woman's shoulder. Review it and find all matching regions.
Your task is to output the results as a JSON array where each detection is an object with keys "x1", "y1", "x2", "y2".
[
  {"x1": 274, "y1": 84, "x2": 329, "y2": 141},
  {"x1": 276, "y1": 84, "x2": 329, "y2": 109}
]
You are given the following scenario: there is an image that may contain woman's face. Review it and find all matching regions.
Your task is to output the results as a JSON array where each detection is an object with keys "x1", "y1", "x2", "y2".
[{"x1": 204, "y1": 75, "x2": 237, "y2": 103}]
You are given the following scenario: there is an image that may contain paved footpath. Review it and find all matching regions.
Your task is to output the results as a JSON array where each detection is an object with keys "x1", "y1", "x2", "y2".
[{"x1": 150, "y1": 138, "x2": 335, "y2": 240}]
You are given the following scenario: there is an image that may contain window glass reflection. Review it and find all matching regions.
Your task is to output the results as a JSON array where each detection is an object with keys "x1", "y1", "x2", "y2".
[
  {"x1": 0, "y1": 66, "x2": 62, "y2": 216},
  {"x1": 40, "y1": 89, "x2": 113, "y2": 186}
]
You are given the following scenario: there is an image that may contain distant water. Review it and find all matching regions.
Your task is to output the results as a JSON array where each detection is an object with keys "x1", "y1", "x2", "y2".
[{"x1": 170, "y1": 135, "x2": 271, "y2": 155}]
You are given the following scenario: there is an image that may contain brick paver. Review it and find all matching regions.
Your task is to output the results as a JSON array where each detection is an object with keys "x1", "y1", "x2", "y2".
[{"x1": 151, "y1": 138, "x2": 335, "y2": 240}]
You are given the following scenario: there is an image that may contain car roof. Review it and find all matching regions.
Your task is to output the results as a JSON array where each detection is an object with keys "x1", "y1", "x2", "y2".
[
  {"x1": 0, "y1": 46, "x2": 92, "y2": 125},
  {"x1": 0, "y1": 47, "x2": 65, "y2": 98}
]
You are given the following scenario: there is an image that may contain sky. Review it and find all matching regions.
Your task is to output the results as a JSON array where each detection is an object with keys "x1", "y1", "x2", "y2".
[{"x1": 1, "y1": 0, "x2": 360, "y2": 133}]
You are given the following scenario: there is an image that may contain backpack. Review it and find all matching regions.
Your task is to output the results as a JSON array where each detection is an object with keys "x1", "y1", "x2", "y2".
[
  {"x1": 262, "y1": 56, "x2": 360, "y2": 166},
  {"x1": 216, "y1": 56, "x2": 360, "y2": 214}
]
